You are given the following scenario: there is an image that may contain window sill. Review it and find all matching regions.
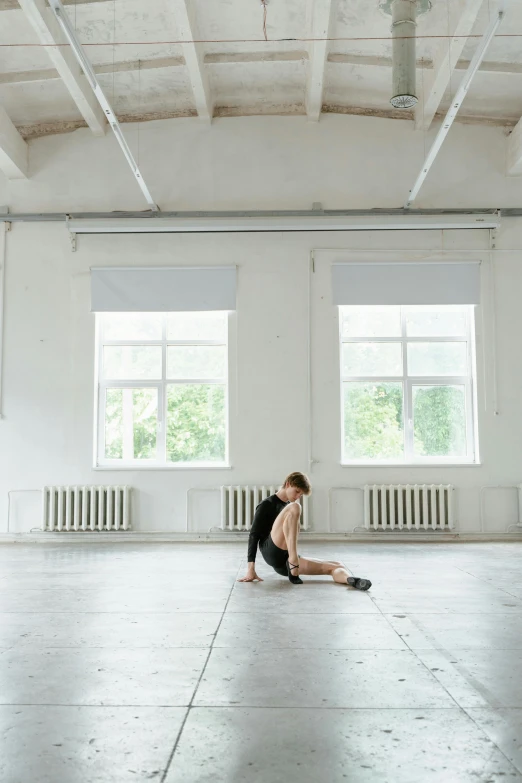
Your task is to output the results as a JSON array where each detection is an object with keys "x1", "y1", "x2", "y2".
[
  {"x1": 341, "y1": 462, "x2": 482, "y2": 468},
  {"x1": 93, "y1": 464, "x2": 232, "y2": 471}
]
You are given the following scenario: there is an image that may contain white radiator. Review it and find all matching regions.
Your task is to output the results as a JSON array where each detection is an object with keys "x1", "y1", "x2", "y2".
[
  {"x1": 42, "y1": 486, "x2": 131, "y2": 532},
  {"x1": 220, "y1": 485, "x2": 309, "y2": 531},
  {"x1": 364, "y1": 484, "x2": 454, "y2": 531}
]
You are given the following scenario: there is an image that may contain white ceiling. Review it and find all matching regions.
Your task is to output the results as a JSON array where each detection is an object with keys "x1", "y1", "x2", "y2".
[{"x1": 0, "y1": 0, "x2": 521, "y2": 138}]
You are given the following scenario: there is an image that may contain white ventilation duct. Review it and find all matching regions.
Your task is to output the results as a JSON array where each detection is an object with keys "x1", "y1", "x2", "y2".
[{"x1": 390, "y1": 0, "x2": 418, "y2": 108}]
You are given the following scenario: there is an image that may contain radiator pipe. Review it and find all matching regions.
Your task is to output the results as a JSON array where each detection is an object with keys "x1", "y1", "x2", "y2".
[{"x1": 0, "y1": 222, "x2": 6, "y2": 419}]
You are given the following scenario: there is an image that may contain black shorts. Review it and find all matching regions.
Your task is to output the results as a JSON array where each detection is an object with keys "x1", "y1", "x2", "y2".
[{"x1": 259, "y1": 534, "x2": 289, "y2": 576}]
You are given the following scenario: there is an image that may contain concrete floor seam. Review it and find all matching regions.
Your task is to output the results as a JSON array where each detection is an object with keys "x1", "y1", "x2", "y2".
[
  {"x1": 376, "y1": 605, "x2": 522, "y2": 776},
  {"x1": 403, "y1": 614, "x2": 505, "y2": 710},
  {"x1": 159, "y1": 560, "x2": 243, "y2": 783}
]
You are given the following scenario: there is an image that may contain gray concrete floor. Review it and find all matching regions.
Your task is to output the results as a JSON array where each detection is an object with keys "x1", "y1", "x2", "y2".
[{"x1": 1, "y1": 541, "x2": 522, "y2": 783}]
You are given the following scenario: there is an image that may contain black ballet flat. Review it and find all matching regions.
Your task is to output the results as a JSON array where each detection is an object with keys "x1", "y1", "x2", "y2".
[
  {"x1": 347, "y1": 576, "x2": 372, "y2": 591},
  {"x1": 286, "y1": 560, "x2": 303, "y2": 585}
]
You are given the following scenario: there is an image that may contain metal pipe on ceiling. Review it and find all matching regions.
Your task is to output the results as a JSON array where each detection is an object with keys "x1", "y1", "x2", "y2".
[
  {"x1": 0, "y1": 208, "x2": 507, "y2": 234},
  {"x1": 390, "y1": 0, "x2": 418, "y2": 109}
]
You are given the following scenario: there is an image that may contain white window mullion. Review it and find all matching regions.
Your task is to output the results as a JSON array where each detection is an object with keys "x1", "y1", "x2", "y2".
[
  {"x1": 401, "y1": 307, "x2": 412, "y2": 460},
  {"x1": 155, "y1": 384, "x2": 166, "y2": 461},
  {"x1": 464, "y1": 378, "x2": 474, "y2": 461},
  {"x1": 224, "y1": 311, "x2": 231, "y2": 466},
  {"x1": 405, "y1": 380, "x2": 414, "y2": 460},
  {"x1": 95, "y1": 315, "x2": 103, "y2": 466},
  {"x1": 341, "y1": 376, "x2": 404, "y2": 383},
  {"x1": 104, "y1": 339, "x2": 226, "y2": 346},
  {"x1": 122, "y1": 388, "x2": 134, "y2": 461},
  {"x1": 97, "y1": 383, "x2": 105, "y2": 466},
  {"x1": 164, "y1": 378, "x2": 226, "y2": 385},
  {"x1": 407, "y1": 376, "x2": 468, "y2": 385},
  {"x1": 99, "y1": 380, "x2": 160, "y2": 389},
  {"x1": 465, "y1": 307, "x2": 476, "y2": 461},
  {"x1": 158, "y1": 315, "x2": 167, "y2": 462},
  {"x1": 338, "y1": 307, "x2": 344, "y2": 463},
  {"x1": 342, "y1": 336, "x2": 466, "y2": 343}
]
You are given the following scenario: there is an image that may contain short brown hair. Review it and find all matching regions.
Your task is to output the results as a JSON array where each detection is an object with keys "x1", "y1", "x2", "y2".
[{"x1": 282, "y1": 471, "x2": 312, "y2": 495}]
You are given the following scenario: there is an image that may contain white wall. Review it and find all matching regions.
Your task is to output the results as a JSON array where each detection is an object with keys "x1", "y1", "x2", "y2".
[{"x1": 1, "y1": 114, "x2": 522, "y2": 534}]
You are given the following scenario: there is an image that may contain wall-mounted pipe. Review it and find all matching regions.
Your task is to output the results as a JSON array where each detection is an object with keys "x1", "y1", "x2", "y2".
[
  {"x1": 0, "y1": 221, "x2": 6, "y2": 419},
  {"x1": 308, "y1": 251, "x2": 314, "y2": 476},
  {"x1": 488, "y1": 230, "x2": 500, "y2": 416}
]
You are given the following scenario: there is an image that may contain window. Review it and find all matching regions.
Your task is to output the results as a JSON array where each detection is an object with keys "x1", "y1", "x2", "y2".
[
  {"x1": 339, "y1": 305, "x2": 478, "y2": 464},
  {"x1": 95, "y1": 312, "x2": 229, "y2": 467}
]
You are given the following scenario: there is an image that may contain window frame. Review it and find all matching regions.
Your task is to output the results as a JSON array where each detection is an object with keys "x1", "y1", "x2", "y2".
[
  {"x1": 339, "y1": 305, "x2": 479, "y2": 466},
  {"x1": 94, "y1": 312, "x2": 230, "y2": 469}
]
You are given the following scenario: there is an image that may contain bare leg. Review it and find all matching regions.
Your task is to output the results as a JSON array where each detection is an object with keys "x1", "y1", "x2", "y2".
[
  {"x1": 270, "y1": 503, "x2": 301, "y2": 570},
  {"x1": 298, "y1": 556, "x2": 352, "y2": 584},
  {"x1": 270, "y1": 509, "x2": 371, "y2": 589}
]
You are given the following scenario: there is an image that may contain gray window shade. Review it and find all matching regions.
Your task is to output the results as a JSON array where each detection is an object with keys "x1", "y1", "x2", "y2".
[
  {"x1": 332, "y1": 262, "x2": 481, "y2": 305},
  {"x1": 90, "y1": 266, "x2": 236, "y2": 312}
]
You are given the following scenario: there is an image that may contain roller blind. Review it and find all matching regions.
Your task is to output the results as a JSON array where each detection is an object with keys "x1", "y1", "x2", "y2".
[
  {"x1": 332, "y1": 261, "x2": 481, "y2": 305},
  {"x1": 90, "y1": 266, "x2": 236, "y2": 312}
]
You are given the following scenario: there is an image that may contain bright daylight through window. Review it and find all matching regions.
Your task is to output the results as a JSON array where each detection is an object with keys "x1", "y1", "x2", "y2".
[
  {"x1": 340, "y1": 305, "x2": 478, "y2": 464},
  {"x1": 96, "y1": 312, "x2": 228, "y2": 467}
]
